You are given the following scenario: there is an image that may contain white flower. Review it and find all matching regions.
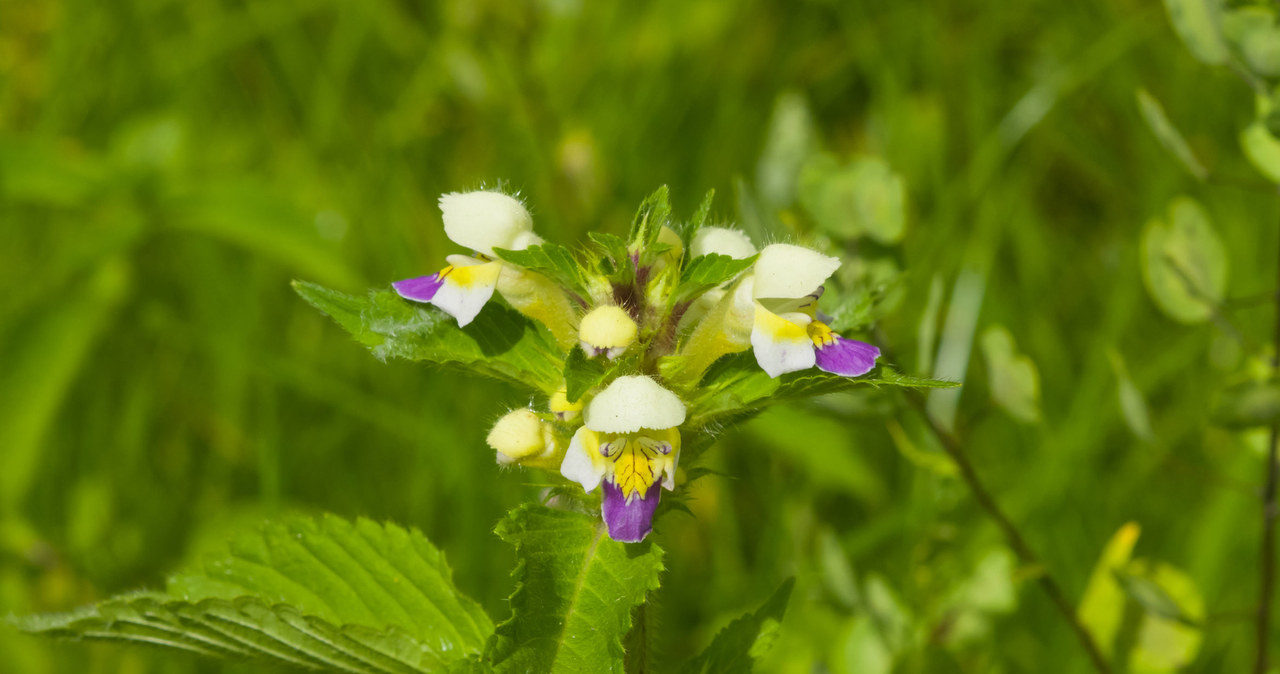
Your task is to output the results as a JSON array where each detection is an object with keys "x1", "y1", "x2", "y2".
[
  {"x1": 393, "y1": 190, "x2": 542, "y2": 327},
  {"x1": 690, "y1": 226, "x2": 757, "y2": 259},
  {"x1": 559, "y1": 376, "x2": 686, "y2": 542}
]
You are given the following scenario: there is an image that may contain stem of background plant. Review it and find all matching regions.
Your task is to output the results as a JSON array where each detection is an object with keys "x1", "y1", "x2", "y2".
[
  {"x1": 1254, "y1": 189, "x2": 1280, "y2": 674},
  {"x1": 879, "y1": 333, "x2": 1113, "y2": 673}
]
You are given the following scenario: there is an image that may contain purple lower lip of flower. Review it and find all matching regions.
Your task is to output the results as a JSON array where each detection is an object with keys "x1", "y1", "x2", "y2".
[
  {"x1": 601, "y1": 481, "x2": 660, "y2": 543},
  {"x1": 815, "y1": 336, "x2": 880, "y2": 377},
  {"x1": 392, "y1": 273, "x2": 445, "y2": 302}
]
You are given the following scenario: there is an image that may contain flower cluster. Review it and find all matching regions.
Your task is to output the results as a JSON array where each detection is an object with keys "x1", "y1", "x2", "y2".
[{"x1": 394, "y1": 189, "x2": 880, "y2": 542}]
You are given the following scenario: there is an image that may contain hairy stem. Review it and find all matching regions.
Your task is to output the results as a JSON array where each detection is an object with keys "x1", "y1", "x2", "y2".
[
  {"x1": 625, "y1": 601, "x2": 649, "y2": 674},
  {"x1": 1254, "y1": 193, "x2": 1280, "y2": 674},
  {"x1": 895, "y1": 379, "x2": 1112, "y2": 673}
]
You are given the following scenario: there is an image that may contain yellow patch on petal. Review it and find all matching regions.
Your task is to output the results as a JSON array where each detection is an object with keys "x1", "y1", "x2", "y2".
[
  {"x1": 807, "y1": 321, "x2": 838, "y2": 348},
  {"x1": 444, "y1": 260, "x2": 503, "y2": 289},
  {"x1": 607, "y1": 436, "x2": 671, "y2": 500},
  {"x1": 754, "y1": 304, "x2": 809, "y2": 343}
]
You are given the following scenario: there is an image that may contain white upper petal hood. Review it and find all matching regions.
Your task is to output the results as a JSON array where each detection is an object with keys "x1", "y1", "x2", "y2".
[
  {"x1": 751, "y1": 243, "x2": 840, "y2": 299},
  {"x1": 584, "y1": 376, "x2": 686, "y2": 434},
  {"x1": 439, "y1": 191, "x2": 537, "y2": 257},
  {"x1": 690, "y1": 227, "x2": 757, "y2": 260}
]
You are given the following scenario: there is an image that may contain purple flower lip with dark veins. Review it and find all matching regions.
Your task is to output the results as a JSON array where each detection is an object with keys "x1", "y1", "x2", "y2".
[
  {"x1": 814, "y1": 336, "x2": 880, "y2": 377},
  {"x1": 601, "y1": 481, "x2": 660, "y2": 543},
  {"x1": 392, "y1": 272, "x2": 446, "y2": 303}
]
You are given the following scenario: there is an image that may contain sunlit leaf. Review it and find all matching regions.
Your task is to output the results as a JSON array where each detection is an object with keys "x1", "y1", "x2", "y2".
[
  {"x1": 1162, "y1": 0, "x2": 1229, "y2": 66},
  {"x1": 684, "y1": 353, "x2": 957, "y2": 430},
  {"x1": 1078, "y1": 522, "x2": 1142, "y2": 658},
  {"x1": 628, "y1": 185, "x2": 672, "y2": 251},
  {"x1": 294, "y1": 281, "x2": 564, "y2": 394},
  {"x1": 486, "y1": 505, "x2": 664, "y2": 674},
  {"x1": 1120, "y1": 559, "x2": 1205, "y2": 674},
  {"x1": 1222, "y1": 6, "x2": 1280, "y2": 78},
  {"x1": 493, "y1": 243, "x2": 590, "y2": 297},
  {"x1": 1139, "y1": 196, "x2": 1227, "y2": 324},
  {"x1": 14, "y1": 515, "x2": 494, "y2": 674},
  {"x1": 672, "y1": 253, "x2": 757, "y2": 305},
  {"x1": 1135, "y1": 89, "x2": 1208, "y2": 181},
  {"x1": 980, "y1": 325, "x2": 1042, "y2": 423}
]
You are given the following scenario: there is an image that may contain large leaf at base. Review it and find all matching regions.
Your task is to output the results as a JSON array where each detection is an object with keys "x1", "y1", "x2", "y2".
[
  {"x1": 294, "y1": 281, "x2": 563, "y2": 394},
  {"x1": 678, "y1": 579, "x2": 794, "y2": 674},
  {"x1": 486, "y1": 505, "x2": 664, "y2": 673},
  {"x1": 683, "y1": 353, "x2": 957, "y2": 429},
  {"x1": 14, "y1": 515, "x2": 494, "y2": 674}
]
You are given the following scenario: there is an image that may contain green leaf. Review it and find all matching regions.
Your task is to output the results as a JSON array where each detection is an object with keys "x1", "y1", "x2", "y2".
[
  {"x1": 684, "y1": 353, "x2": 957, "y2": 429},
  {"x1": 672, "y1": 254, "x2": 758, "y2": 305},
  {"x1": 588, "y1": 232, "x2": 632, "y2": 277},
  {"x1": 1222, "y1": 6, "x2": 1280, "y2": 78},
  {"x1": 1162, "y1": 0, "x2": 1229, "y2": 66},
  {"x1": 486, "y1": 505, "x2": 664, "y2": 674},
  {"x1": 628, "y1": 185, "x2": 672, "y2": 251},
  {"x1": 1078, "y1": 522, "x2": 1142, "y2": 658},
  {"x1": 980, "y1": 325, "x2": 1042, "y2": 424},
  {"x1": 294, "y1": 281, "x2": 564, "y2": 394},
  {"x1": 1139, "y1": 196, "x2": 1228, "y2": 324},
  {"x1": 1108, "y1": 349, "x2": 1156, "y2": 442},
  {"x1": 14, "y1": 515, "x2": 495, "y2": 674},
  {"x1": 493, "y1": 243, "x2": 589, "y2": 297},
  {"x1": 684, "y1": 188, "x2": 717, "y2": 240},
  {"x1": 678, "y1": 578, "x2": 794, "y2": 674},
  {"x1": 1213, "y1": 380, "x2": 1280, "y2": 427},
  {"x1": 1119, "y1": 559, "x2": 1205, "y2": 673},
  {"x1": 1242, "y1": 105, "x2": 1280, "y2": 182},
  {"x1": 757, "y1": 91, "x2": 817, "y2": 209},
  {"x1": 1135, "y1": 89, "x2": 1208, "y2": 181},
  {"x1": 563, "y1": 347, "x2": 608, "y2": 403},
  {"x1": 798, "y1": 155, "x2": 907, "y2": 244}
]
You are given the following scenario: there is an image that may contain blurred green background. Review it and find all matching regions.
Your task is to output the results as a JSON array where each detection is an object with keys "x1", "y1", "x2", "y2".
[{"x1": 1, "y1": 0, "x2": 1275, "y2": 671}]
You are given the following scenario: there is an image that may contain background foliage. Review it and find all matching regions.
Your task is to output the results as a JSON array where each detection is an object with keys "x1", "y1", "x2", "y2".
[{"x1": 1, "y1": 0, "x2": 1274, "y2": 671}]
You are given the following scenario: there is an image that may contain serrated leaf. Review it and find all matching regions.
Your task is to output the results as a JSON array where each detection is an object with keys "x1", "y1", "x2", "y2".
[
  {"x1": 486, "y1": 505, "x2": 664, "y2": 674},
  {"x1": 492, "y1": 243, "x2": 589, "y2": 297},
  {"x1": 980, "y1": 325, "x2": 1042, "y2": 424},
  {"x1": 563, "y1": 347, "x2": 609, "y2": 403},
  {"x1": 1162, "y1": 0, "x2": 1229, "y2": 66},
  {"x1": 1139, "y1": 196, "x2": 1227, "y2": 324},
  {"x1": 14, "y1": 515, "x2": 495, "y2": 673},
  {"x1": 683, "y1": 188, "x2": 717, "y2": 241},
  {"x1": 628, "y1": 185, "x2": 672, "y2": 251},
  {"x1": 683, "y1": 353, "x2": 957, "y2": 429},
  {"x1": 678, "y1": 578, "x2": 794, "y2": 674},
  {"x1": 294, "y1": 281, "x2": 563, "y2": 394},
  {"x1": 1078, "y1": 522, "x2": 1142, "y2": 658},
  {"x1": 1135, "y1": 89, "x2": 1208, "y2": 181},
  {"x1": 672, "y1": 254, "x2": 758, "y2": 305},
  {"x1": 588, "y1": 232, "x2": 632, "y2": 277}
]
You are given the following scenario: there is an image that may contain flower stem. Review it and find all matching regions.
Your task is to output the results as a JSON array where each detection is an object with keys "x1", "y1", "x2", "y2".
[
  {"x1": 1254, "y1": 192, "x2": 1280, "y2": 674},
  {"x1": 896, "y1": 380, "x2": 1112, "y2": 673}
]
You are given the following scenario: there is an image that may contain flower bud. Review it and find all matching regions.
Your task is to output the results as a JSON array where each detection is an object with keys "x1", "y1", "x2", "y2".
[
  {"x1": 549, "y1": 388, "x2": 585, "y2": 421},
  {"x1": 579, "y1": 305, "x2": 638, "y2": 359},
  {"x1": 486, "y1": 409, "x2": 551, "y2": 464},
  {"x1": 691, "y1": 226, "x2": 756, "y2": 259}
]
